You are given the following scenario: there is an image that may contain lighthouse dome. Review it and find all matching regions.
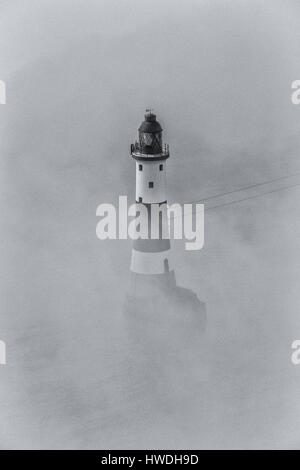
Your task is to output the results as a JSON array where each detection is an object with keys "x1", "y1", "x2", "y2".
[
  {"x1": 131, "y1": 110, "x2": 169, "y2": 160},
  {"x1": 138, "y1": 112, "x2": 163, "y2": 133}
]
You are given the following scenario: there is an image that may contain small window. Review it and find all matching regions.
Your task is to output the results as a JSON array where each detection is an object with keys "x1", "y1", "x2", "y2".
[
  {"x1": 164, "y1": 258, "x2": 169, "y2": 273},
  {"x1": 159, "y1": 164, "x2": 163, "y2": 171},
  {"x1": 139, "y1": 164, "x2": 143, "y2": 171},
  {"x1": 143, "y1": 133, "x2": 153, "y2": 145},
  {"x1": 149, "y1": 182, "x2": 154, "y2": 188},
  {"x1": 138, "y1": 197, "x2": 143, "y2": 202}
]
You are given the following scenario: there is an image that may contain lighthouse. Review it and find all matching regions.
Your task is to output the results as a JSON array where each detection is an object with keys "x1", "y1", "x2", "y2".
[
  {"x1": 124, "y1": 111, "x2": 206, "y2": 391},
  {"x1": 127, "y1": 109, "x2": 205, "y2": 318},
  {"x1": 131, "y1": 109, "x2": 169, "y2": 204},
  {"x1": 126, "y1": 110, "x2": 207, "y2": 311},
  {"x1": 130, "y1": 110, "x2": 171, "y2": 278}
]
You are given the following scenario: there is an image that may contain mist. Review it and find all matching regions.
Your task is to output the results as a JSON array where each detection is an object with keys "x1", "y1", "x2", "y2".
[{"x1": 0, "y1": 0, "x2": 300, "y2": 449}]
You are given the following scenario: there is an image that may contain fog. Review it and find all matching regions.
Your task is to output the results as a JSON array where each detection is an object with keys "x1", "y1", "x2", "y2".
[{"x1": 0, "y1": 0, "x2": 300, "y2": 449}]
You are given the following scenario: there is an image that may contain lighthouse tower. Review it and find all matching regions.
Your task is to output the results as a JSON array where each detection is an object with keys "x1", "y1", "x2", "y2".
[
  {"x1": 124, "y1": 110, "x2": 206, "y2": 362},
  {"x1": 131, "y1": 109, "x2": 169, "y2": 205},
  {"x1": 130, "y1": 110, "x2": 171, "y2": 279}
]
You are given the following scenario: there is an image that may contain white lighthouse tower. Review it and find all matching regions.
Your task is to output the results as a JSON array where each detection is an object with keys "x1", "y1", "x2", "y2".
[
  {"x1": 131, "y1": 109, "x2": 169, "y2": 205},
  {"x1": 130, "y1": 110, "x2": 171, "y2": 278},
  {"x1": 124, "y1": 110, "x2": 206, "y2": 351}
]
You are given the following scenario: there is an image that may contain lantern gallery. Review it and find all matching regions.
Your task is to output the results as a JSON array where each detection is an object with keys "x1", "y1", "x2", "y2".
[{"x1": 96, "y1": 196, "x2": 204, "y2": 251}]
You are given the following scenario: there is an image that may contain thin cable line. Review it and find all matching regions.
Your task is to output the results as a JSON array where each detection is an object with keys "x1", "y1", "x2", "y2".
[
  {"x1": 168, "y1": 181, "x2": 300, "y2": 220},
  {"x1": 182, "y1": 171, "x2": 300, "y2": 205},
  {"x1": 168, "y1": 172, "x2": 300, "y2": 220},
  {"x1": 206, "y1": 181, "x2": 300, "y2": 212}
]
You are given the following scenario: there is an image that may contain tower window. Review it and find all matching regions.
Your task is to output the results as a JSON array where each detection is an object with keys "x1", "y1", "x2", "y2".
[
  {"x1": 159, "y1": 164, "x2": 163, "y2": 171},
  {"x1": 164, "y1": 259, "x2": 169, "y2": 273},
  {"x1": 149, "y1": 182, "x2": 154, "y2": 188},
  {"x1": 143, "y1": 133, "x2": 153, "y2": 145},
  {"x1": 139, "y1": 164, "x2": 143, "y2": 171}
]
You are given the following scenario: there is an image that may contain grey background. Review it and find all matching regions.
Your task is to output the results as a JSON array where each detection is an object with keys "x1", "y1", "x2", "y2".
[{"x1": 0, "y1": 0, "x2": 300, "y2": 449}]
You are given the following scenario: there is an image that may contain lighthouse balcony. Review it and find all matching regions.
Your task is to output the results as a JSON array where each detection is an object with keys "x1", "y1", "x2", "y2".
[{"x1": 130, "y1": 142, "x2": 170, "y2": 161}]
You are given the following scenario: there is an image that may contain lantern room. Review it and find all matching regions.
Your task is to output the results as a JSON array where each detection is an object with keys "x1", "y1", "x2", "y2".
[{"x1": 131, "y1": 110, "x2": 169, "y2": 161}]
